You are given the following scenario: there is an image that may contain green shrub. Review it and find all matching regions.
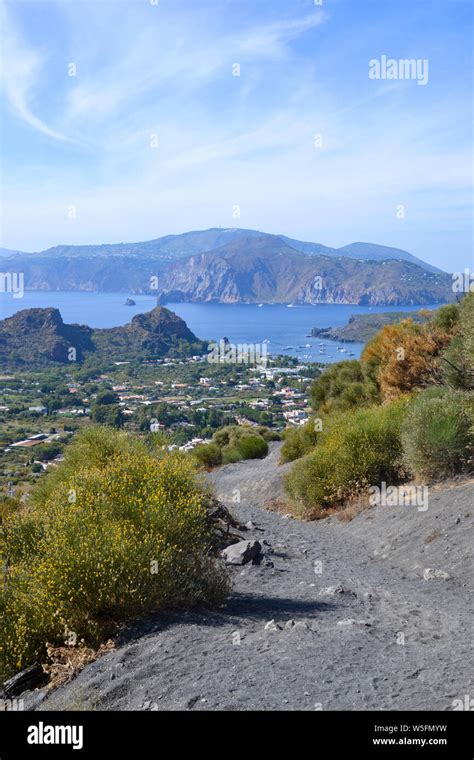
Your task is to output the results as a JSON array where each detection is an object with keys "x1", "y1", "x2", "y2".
[
  {"x1": 0, "y1": 431, "x2": 229, "y2": 681},
  {"x1": 401, "y1": 387, "x2": 473, "y2": 480},
  {"x1": 221, "y1": 445, "x2": 242, "y2": 464},
  {"x1": 280, "y1": 419, "x2": 321, "y2": 462},
  {"x1": 233, "y1": 433, "x2": 268, "y2": 461},
  {"x1": 0, "y1": 497, "x2": 20, "y2": 525},
  {"x1": 311, "y1": 360, "x2": 379, "y2": 414},
  {"x1": 441, "y1": 293, "x2": 474, "y2": 390},
  {"x1": 211, "y1": 425, "x2": 269, "y2": 464},
  {"x1": 193, "y1": 442, "x2": 223, "y2": 468},
  {"x1": 284, "y1": 400, "x2": 408, "y2": 519},
  {"x1": 31, "y1": 425, "x2": 147, "y2": 506},
  {"x1": 212, "y1": 426, "x2": 238, "y2": 448},
  {"x1": 433, "y1": 303, "x2": 459, "y2": 332},
  {"x1": 255, "y1": 426, "x2": 281, "y2": 442}
]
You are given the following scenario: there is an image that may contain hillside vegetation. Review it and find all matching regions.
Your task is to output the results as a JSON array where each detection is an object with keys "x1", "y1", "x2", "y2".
[
  {"x1": 283, "y1": 294, "x2": 474, "y2": 518},
  {"x1": 0, "y1": 428, "x2": 229, "y2": 681},
  {"x1": 193, "y1": 425, "x2": 279, "y2": 467}
]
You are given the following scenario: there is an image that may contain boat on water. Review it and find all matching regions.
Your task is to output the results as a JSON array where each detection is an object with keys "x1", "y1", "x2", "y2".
[
  {"x1": 258, "y1": 304, "x2": 263, "y2": 307},
  {"x1": 287, "y1": 304, "x2": 294, "y2": 308}
]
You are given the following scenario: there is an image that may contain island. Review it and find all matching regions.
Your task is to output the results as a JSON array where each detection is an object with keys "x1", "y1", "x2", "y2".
[{"x1": 311, "y1": 310, "x2": 433, "y2": 343}]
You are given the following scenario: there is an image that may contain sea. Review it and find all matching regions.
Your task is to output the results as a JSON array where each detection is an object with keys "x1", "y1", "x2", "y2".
[{"x1": 0, "y1": 292, "x2": 443, "y2": 365}]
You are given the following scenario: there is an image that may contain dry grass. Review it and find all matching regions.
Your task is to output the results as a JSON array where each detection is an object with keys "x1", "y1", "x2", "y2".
[
  {"x1": 424, "y1": 529, "x2": 442, "y2": 545},
  {"x1": 264, "y1": 492, "x2": 374, "y2": 523},
  {"x1": 263, "y1": 497, "x2": 291, "y2": 514},
  {"x1": 43, "y1": 640, "x2": 115, "y2": 691},
  {"x1": 334, "y1": 493, "x2": 373, "y2": 522}
]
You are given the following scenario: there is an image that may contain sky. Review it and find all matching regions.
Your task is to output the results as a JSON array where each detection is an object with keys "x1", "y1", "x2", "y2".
[{"x1": 0, "y1": 0, "x2": 472, "y2": 271}]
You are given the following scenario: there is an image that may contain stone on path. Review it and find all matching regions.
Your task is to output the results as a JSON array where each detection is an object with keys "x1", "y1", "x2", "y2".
[
  {"x1": 320, "y1": 583, "x2": 345, "y2": 596},
  {"x1": 264, "y1": 619, "x2": 281, "y2": 631},
  {"x1": 221, "y1": 539, "x2": 261, "y2": 565},
  {"x1": 423, "y1": 568, "x2": 451, "y2": 581}
]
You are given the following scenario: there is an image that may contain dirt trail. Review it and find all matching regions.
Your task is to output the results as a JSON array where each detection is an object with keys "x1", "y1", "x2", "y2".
[{"x1": 37, "y1": 443, "x2": 473, "y2": 711}]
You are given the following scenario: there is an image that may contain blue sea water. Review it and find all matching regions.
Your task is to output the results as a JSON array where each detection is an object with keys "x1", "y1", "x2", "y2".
[{"x1": 0, "y1": 292, "x2": 442, "y2": 364}]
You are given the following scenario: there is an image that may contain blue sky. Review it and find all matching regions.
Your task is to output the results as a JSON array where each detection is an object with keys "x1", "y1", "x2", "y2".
[{"x1": 0, "y1": 0, "x2": 472, "y2": 270}]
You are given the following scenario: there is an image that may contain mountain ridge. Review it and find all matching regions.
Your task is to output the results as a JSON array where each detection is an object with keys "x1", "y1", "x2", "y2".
[
  {"x1": 0, "y1": 227, "x2": 442, "y2": 273},
  {"x1": 0, "y1": 229, "x2": 452, "y2": 305},
  {"x1": 155, "y1": 236, "x2": 452, "y2": 306}
]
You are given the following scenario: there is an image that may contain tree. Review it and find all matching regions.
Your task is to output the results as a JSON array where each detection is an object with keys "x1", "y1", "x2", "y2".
[
  {"x1": 94, "y1": 390, "x2": 119, "y2": 406},
  {"x1": 91, "y1": 404, "x2": 124, "y2": 428}
]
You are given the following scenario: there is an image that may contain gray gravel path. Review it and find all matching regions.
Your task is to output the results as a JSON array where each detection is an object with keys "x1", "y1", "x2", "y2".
[{"x1": 37, "y1": 443, "x2": 473, "y2": 711}]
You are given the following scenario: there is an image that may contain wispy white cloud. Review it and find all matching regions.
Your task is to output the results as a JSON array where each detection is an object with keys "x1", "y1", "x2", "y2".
[
  {"x1": 60, "y1": 9, "x2": 326, "y2": 132},
  {"x1": 239, "y1": 11, "x2": 327, "y2": 57},
  {"x1": 0, "y1": 0, "x2": 72, "y2": 141}
]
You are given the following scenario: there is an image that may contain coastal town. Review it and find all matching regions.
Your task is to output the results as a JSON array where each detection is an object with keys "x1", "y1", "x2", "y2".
[{"x1": 0, "y1": 352, "x2": 320, "y2": 498}]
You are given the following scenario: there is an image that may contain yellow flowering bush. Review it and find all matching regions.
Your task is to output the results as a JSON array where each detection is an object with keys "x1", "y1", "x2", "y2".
[
  {"x1": 0, "y1": 429, "x2": 229, "y2": 681},
  {"x1": 284, "y1": 399, "x2": 409, "y2": 519}
]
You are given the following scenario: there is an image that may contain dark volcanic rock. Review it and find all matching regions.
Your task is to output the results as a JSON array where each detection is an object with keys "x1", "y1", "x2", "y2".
[
  {"x1": 0, "y1": 308, "x2": 94, "y2": 365},
  {"x1": 0, "y1": 306, "x2": 206, "y2": 367},
  {"x1": 1, "y1": 664, "x2": 46, "y2": 698}
]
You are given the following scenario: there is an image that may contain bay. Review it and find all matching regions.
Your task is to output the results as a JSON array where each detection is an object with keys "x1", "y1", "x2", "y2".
[{"x1": 0, "y1": 291, "x2": 442, "y2": 364}]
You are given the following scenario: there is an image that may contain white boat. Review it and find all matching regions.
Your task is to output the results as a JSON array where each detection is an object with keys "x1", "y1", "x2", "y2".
[
  {"x1": 258, "y1": 304, "x2": 263, "y2": 307},
  {"x1": 287, "y1": 304, "x2": 294, "y2": 308}
]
